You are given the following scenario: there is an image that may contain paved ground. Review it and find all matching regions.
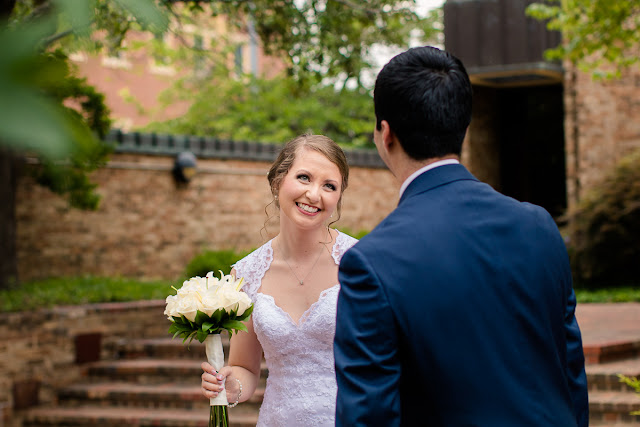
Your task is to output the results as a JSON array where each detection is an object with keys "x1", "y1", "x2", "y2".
[{"x1": 577, "y1": 302, "x2": 640, "y2": 347}]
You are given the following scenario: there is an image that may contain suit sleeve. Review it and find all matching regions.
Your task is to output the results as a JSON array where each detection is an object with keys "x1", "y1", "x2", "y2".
[
  {"x1": 334, "y1": 246, "x2": 401, "y2": 426},
  {"x1": 564, "y1": 286, "x2": 589, "y2": 427}
]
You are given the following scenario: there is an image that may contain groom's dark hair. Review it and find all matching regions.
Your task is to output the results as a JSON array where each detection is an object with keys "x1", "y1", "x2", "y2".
[{"x1": 374, "y1": 46, "x2": 472, "y2": 160}]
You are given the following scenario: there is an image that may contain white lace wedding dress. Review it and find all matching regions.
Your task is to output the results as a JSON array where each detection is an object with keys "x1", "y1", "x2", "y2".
[{"x1": 233, "y1": 230, "x2": 357, "y2": 426}]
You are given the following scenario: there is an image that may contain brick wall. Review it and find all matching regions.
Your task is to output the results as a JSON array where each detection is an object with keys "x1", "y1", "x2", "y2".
[
  {"x1": 565, "y1": 62, "x2": 640, "y2": 210},
  {"x1": 16, "y1": 144, "x2": 399, "y2": 281},
  {"x1": 0, "y1": 300, "x2": 167, "y2": 424}
]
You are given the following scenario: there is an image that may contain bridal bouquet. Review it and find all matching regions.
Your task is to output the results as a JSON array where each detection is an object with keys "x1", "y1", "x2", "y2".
[{"x1": 165, "y1": 271, "x2": 253, "y2": 427}]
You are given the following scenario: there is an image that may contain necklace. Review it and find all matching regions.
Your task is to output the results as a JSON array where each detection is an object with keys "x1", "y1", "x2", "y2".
[{"x1": 278, "y1": 239, "x2": 327, "y2": 285}]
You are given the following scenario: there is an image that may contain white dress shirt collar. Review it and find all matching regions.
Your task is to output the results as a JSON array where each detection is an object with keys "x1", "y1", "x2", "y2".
[{"x1": 399, "y1": 159, "x2": 460, "y2": 198}]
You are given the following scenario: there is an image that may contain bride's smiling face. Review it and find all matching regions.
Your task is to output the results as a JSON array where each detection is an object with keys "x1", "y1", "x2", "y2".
[{"x1": 277, "y1": 147, "x2": 343, "y2": 229}]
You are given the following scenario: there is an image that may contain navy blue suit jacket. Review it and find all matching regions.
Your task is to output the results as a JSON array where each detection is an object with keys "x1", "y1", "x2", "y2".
[{"x1": 334, "y1": 164, "x2": 588, "y2": 426}]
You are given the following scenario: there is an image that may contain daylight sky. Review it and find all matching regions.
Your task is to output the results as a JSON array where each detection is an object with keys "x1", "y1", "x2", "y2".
[{"x1": 364, "y1": 0, "x2": 445, "y2": 85}]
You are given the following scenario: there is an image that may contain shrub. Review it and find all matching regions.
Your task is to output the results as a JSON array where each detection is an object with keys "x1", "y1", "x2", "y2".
[
  {"x1": 184, "y1": 249, "x2": 252, "y2": 279},
  {"x1": 567, "y1": 149, "x2": 640, "y2": 289},
  {"x1": 618, "y1": 375, "x2": 640, "y2": 415},
  {"x1": 337, "y1": 227, "x2": 370, "y2": 240}
]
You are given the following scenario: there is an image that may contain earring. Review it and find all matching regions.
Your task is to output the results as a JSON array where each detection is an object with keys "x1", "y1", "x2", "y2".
[{"x1": 274, "y1": 195, "x2": 278, "y2": 200}]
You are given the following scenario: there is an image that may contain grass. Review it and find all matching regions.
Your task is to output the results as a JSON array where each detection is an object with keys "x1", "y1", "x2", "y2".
[
  {"x1": 0, "y1": 276, "x2": 639, "y2": 313},
  {"x1": 575, "y1": 287, "x2": 640, "y2": 303},
  {"x1": 0, "y1": 276, "x2": 173, "y2": 313}
]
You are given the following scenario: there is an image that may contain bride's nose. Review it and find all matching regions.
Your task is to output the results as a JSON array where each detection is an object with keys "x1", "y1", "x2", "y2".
[{"x1": 306, "y1": 185, "x2": 320, "y2": 202}]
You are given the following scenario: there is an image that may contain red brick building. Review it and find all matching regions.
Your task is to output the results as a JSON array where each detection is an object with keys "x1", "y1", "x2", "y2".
[{"x1": 70, "y1": 13, "x2": 286, "y2": 130}]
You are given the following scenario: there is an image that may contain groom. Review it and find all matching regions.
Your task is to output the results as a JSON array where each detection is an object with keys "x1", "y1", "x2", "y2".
[{"x1": 334, "y1": 46, "x2": 588, "y2": 426}]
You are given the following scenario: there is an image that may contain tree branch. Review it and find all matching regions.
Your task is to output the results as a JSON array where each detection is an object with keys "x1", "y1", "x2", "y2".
[{"x1": 41, "y1": 28, "x2": 75, "y2": 47}]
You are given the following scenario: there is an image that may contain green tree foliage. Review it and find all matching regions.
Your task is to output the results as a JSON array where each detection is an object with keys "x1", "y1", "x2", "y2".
[
  {"x1": 1, "y1": 0, "x2": 168, "y2": 195},
  {"x1": 0, "y1": 0, "x2": 169, "y2": 288},
  {"x1": 138, "y1": 1, "x2": 439, "y2": 147},
  {"x1": 25, "y1": 51, "x2": 113, "y2": 209},
  {"x1": 184, "y1": 0, "x2": 439, "y2": 87},
  {"x1": 0, "y1": 0, "x2": 438, "y2": 287},
  {"x1": 527, "y1": 0, "x2": 640, "y2": 79},
  {"x1": 567, "y1": 149, "x2": 640, "y2": 289},
  {"x1": 145, "y1": 75, "x2": 375, "y2": 148}
]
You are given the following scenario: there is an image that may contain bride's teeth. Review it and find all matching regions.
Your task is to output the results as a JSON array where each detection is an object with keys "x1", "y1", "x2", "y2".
[{"x1": 298, "y1": 203, "x2": 318, "y2": 213}]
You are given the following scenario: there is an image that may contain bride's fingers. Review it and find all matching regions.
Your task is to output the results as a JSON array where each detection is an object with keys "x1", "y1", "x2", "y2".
[{"x1": 202, "y1": 372, "x2": 222, "y2": 389}]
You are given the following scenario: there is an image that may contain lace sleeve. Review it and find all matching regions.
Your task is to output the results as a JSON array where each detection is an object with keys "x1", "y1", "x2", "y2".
[
  {"x1": 232, "y1": 240, "x2": 274, "y2": 302},
  {"x1": 332, "y1": 230, "x2": 359, "y2": 264}
]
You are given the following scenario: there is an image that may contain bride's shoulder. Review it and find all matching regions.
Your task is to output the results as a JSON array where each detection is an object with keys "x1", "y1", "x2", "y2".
[
  {"x1": 233, "y1": 240, "x2": 274, "y2": 300},
  {"x1": 233, "y1": 240, "x2": 273, "y2": 272},
  {"x1": 332, "y1": 230, "x2": 359, "y2": 263}
]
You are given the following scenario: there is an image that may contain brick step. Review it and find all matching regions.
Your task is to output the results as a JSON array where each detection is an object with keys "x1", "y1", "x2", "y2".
[
  {"x1": 110, "y1": 337, "x2": 228, "y2": 360},
  {"x1": 587, "y1": 357, "x2": 640, "y2": 392},
  {"x1": 585, "y1": 340, "x2": 640, "y2": 365},
  {"x1": 57, "y1": 382, "x2": 264, "y2": 411},
  {"x1": 84, "y1": 358, "x2": 269, "y2": 386},
  {"x1": 588, "y1": 390, "x2": 640, "y2": 426},
  {"x1": 22, "y1": 405, "x2": 258, "y2": 427}
]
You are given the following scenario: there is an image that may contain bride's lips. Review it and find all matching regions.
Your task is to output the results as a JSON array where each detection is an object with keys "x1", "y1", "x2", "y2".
[{"x1": 296, "y1": 202, "x2": 321, "y2": 215}]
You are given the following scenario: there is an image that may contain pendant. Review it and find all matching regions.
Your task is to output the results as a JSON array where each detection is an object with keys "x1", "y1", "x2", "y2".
[{"x1": 299, "y1": 280, "x2": 304, "y2": 285}]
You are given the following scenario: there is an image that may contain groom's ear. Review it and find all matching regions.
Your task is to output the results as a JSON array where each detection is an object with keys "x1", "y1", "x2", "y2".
[{"x1": 380, "y1": 120, "x2": 397, "y2": 153}]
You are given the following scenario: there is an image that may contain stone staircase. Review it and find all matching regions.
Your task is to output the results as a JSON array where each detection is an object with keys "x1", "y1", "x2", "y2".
[
  {"x1": 586, "y1": 348, "x2": 640, "y2": 426},
  {"x1": 21, "y1": 336, "x2": 264, "y2": 426},
  {"x1": 17, "y1": 332, "x2": 640, "y2": 426}
]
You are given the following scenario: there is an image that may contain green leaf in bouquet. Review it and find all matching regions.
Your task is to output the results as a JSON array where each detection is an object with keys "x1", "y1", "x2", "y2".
[
  {"x1": 222, "y1": 320, "x2": 247, "y2": 334},
  {"x1": 196, "y1": 328, "x2": 209, "y2": 343},
  {"x1": 236, "y1": 304, "x2": 254, "y2": 321},
  {"x1": 195, "y1": 310, "x2": 210, "y2": 325},
  {"x1": 210, "y1": 308, "x2": 225, "y2": 324},
  {"x1": 182, "y1": 331, "x2": 197, "y2": 344},
  {"x1": 173, "y1": 322, "x2": 194, "y2": 332},
  {"x1": 202, "y1": 321, "x2": 217, "y2": 332}
]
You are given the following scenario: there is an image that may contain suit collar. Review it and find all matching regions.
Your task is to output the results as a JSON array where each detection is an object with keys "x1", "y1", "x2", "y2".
[{"x1": 398, "y1": 163, "x2": 478, "y2": 205}]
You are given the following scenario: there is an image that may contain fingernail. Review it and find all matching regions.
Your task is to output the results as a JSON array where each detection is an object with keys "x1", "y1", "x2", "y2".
[{"x1": 216, "y1": 374, "x2": 223, "y2": 380}]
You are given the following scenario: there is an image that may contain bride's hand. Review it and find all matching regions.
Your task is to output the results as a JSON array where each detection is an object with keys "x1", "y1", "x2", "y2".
[{"x1": 201, "y1": 363, "x2": 232, "y2": 399}]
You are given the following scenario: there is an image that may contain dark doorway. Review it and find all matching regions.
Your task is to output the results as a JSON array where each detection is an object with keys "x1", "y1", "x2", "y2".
[{"x1": 497, "y1": 84, "x2": 566, "y2": 218}]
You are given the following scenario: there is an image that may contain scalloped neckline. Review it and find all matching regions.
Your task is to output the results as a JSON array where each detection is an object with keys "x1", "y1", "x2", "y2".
[
  {"x1": 256, "y1": 231, "x2": 344, "y2": 326},
  {"x1": 257, "y1": 284, "x2": 339, "y2": 327}
]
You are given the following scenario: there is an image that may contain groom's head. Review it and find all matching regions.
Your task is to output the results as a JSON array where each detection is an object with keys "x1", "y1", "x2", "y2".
[{"x1": 373, "y1": 46, "x2": 472, "y2": 161}]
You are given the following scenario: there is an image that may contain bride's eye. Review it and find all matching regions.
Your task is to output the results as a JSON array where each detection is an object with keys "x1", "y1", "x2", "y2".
[{"x1": 297, "y1": 174, "x2": 310, "y2": 182}]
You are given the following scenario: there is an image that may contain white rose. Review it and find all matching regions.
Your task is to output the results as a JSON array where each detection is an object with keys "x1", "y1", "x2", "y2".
[
  {"x1": 175, "y1": 292, "x2": 199, "y2": 322},
  {"x1": 164, "y1": 294, "x2": 179, "y2": 319},
  {"x1": 218, "y1": 287, "x2": 252, "y2": 315},
  {"x1": 200, "y1": 291, "x2": 221, "y2": 317},
  {"x1": 177, "y1": 280, "x2": 196, "y2": 295},
  {"x1": 235, "y1": 291, "x2": 252, "y2": 316}
]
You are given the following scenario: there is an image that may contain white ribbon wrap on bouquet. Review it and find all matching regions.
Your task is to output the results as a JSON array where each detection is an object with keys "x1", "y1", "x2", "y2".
[{"x1": 205, "y1": 334, "x2": 229, "y2": 406}]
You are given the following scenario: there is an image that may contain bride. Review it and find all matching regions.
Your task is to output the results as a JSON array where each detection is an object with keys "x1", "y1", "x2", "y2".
[{"x1": 201, "y1": 134, "x2": 358, "y2": 426}]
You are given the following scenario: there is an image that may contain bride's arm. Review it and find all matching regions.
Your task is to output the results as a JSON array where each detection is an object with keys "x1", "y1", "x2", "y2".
[{"x1": 201, "y1": 270, "x2": 262, "y2": 404}]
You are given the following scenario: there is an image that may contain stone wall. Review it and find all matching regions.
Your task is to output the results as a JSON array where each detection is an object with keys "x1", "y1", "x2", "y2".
[
  {"x1": 0, "y1": 300, "x2": 167, "y2": 424},
  {"x1": 565, "y1": 62, "x2": 640, "y2": 210},
  {"x1": 16, "y1": 150, "x2": 399, "y2": 281}
]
